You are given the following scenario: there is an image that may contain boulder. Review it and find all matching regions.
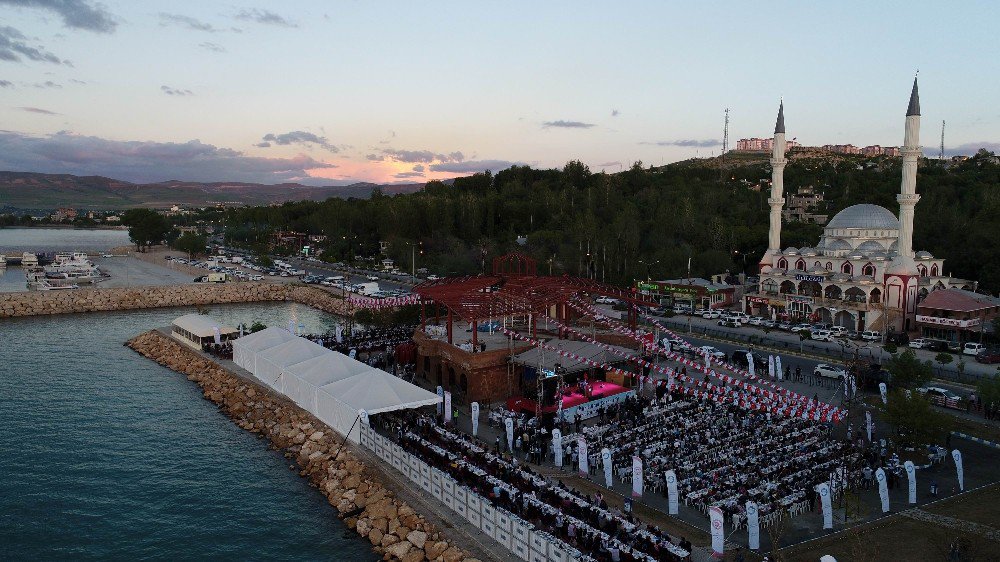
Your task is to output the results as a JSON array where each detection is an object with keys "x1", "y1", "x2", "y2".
[
  {"x1": 402, "y1": 550, "x2": 426, "y2": 562},
  {"x1": 386, "y1": 541, "x2": 411, "y2": 559},
  {"x1": 368, "y1": 528, "x2": 384, "y2": 546},
  {"x1": 406, "y1": 530, "x2": 428, "y2": 549},
  {"x1": 440, "y1": 547, "x2": 463, "y2": 562},
  {"x1": 424, "y1": 541, "x2": 448, "y2": 560}
]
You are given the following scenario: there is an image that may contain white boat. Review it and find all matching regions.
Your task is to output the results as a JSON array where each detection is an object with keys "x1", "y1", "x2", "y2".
[
  {"x1": 36, "y1": 280, "x2": 79, "y2": 291},
  {"x1": 21, "y1": 252, "x2": 38, "y2": 267},
  {"x1": 0, "y1": 254, "x2": 6, "y2": 268}
]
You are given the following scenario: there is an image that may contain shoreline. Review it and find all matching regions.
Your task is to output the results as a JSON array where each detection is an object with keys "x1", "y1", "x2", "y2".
[
  {"x1": 126, "y1": 329, "x2": 481, "y2": 562},
  {"x1": 0, "y1": 225, "x2": 129, "y2": 231}
]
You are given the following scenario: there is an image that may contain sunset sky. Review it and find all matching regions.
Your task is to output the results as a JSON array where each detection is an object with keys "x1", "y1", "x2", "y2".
[{"x1": 1, "y1": 0, "x2": 997, "y2": 186}]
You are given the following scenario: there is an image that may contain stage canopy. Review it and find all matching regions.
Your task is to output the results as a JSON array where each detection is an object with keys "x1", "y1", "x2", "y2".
[{"x1": 512, "y1": 339, "x2": 638, "y2": 375}]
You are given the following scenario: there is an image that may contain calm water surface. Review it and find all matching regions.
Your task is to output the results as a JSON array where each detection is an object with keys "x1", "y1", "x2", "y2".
[
  {"x1": 0, "y1": 228, "x2": 131, "y2": 253},
  {"x1": 0, "y1": 302, "x2": 375, "y2": 561}
]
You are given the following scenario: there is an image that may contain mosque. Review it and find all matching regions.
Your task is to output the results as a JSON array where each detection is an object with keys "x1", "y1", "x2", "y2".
[{"x1": 747, "y1": 79, "x2": 971, "y2": 333}]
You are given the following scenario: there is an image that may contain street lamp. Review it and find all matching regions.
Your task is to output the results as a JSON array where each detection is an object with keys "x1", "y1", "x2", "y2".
[{"x1": 406, "y1": 241, "x2": 422, "y2": 278}]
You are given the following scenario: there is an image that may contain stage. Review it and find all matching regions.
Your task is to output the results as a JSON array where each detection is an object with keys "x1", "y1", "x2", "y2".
[{"x1": 506, "y1": 381, "x2": 634, "y2": 419}]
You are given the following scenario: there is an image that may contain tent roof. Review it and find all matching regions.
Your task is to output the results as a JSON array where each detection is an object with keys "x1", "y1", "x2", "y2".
[
  {"x1": 232, "y1": 326, "x2": 296, "y2": 351},
  {"x1": 318, "y1": 369, "x2": 441, "y2": 414},
  {"x1": 173, "y1": 314, "x2": 237, "y2": 338},
  {"x1": 286, "y1": 352, "x2": 359, "y2": 387},
  {"x1": 257, "y1": 338, "x2": 329, "y2": 368}
]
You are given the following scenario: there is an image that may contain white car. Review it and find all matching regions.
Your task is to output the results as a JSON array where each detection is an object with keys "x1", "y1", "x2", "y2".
[
  {"x1": 963, "y1": 343, "x2": 986, "y2": 356},
  {"x1": 829, "y1": 326, "x2": 848, "y2": 337},
  {"x1": 595, "y1": 296, "x2": 618, "y2": 305},
  {"x1": 810, "y1": 330, "x2": 834, "y2": 342},
  {"x1": 861, "y1": 330, "x2": 881, "y2": 342},
  {"x1": 909, "y1": 338, "x2": 930, "y2": 349},
  {"x1": 813, "y1": 364, "x2": 847, "y2": 380},
  {"x1": 366, "y1": 275, "x2": 379, "y2": 281},
  {"x1": 917, "y1": 386, "x2": 963, "y2": 409},
  {"x1": 702, "y1": 310, "x2": 721, "y2": 319},
  {"x1": 427, "y1": 274, "x2": 441, "y2": 281},
  {"x1": 747, "y1": 317, "x2": 764, "y2": 326},
  {"x1": 100, "y1": 253, "x2": 113, "y2": 258},
  {"x1": 698, "y1": 346, "x2": 727, "y2": 359}
]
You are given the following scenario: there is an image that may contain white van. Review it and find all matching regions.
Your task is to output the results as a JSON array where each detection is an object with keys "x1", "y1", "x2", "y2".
[
  {"x1": 810, "y1": 329, "x2": 834, "y2": 342},
  {"x1": 963, "y1": 342, "x2": 987, "y2": 356},
  {"x1": 829, "y1": 326, "x2": 847, "y2": 337},
  {"x1": 861, "y1": 330, "x2": 881, "y2": 342}
]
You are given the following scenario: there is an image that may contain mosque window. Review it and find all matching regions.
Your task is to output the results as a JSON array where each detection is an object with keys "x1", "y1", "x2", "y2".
[
  {"x1": 862, "y1": 263, "x2": 875, "y2": 276},
  {"x1": 841, "y1": 262, "x2": 853, "y2": 275}
]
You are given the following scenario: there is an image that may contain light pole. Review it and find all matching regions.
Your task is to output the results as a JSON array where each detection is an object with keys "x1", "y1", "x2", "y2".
[{"x1": 407, "y1": 241, "x2": 422, "y2": 278}]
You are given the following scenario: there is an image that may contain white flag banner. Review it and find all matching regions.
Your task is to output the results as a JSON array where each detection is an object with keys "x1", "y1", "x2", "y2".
[
  {"x1": 444, "y1": 391, "x2": 452, "y2": 424},
  {"x1": 768, "y1": 355, "x2": 775, "y2": 379},
  {"x1": 602, "y1": 448, "x2": 613, "y2": 488},
  {"x1": 631, "y1": 456, "x2": 643, "y2": 498},
  {"x1": 704, "y1": 349, "x2": 711, "y2": 369},
  {"x1": 471, "y1": 402, "x2": 480, "y2": 436},
  {"x1": 776, "y1": 355, "x2": 783, "y2": 380},
  {"x1": 212, "y1": 326, "x2": 221, "y2": 344},
  {"x1": 335, "y1": 323, "x2": 343, "y2": 343},
  {"x1": 879, "y1": 382, "x2": 888, "y2": 404},
  {"x1": 746, "y1": 500, "x2": 760, "y2": 550},
  {"x1": 818, "y1": 482, "x2": 833, "y2": 529},
  {"x1": 505, "y1": 417, "x2": 514, "y2": 451},
  {"x1": 437, "y1": 386, "x2": 444, "y2": 416},
  {"x1": 578, "y1": 437, "x2": 589, "y2": 477},
  {"x1": 359, "y1": 408, "x2": 370, "y2": 426},
  {"x1": 904, "y1": 460, "x2": 917, "y2": 504},
  {"x1": 746, "y1": 352, "x2": 755, "y2": 378},
  {"x1": 665, "y1": 470, "x2": 678, "y2": 514},
  {"x1": 348, "y1": 348, "x2": 357, "y2": 359},
  {"x1": 866, "y1": 411, "x2": 873, "y2": 442},
  {"x1": 709, "y1": 505, "x2": 725, "y2": 557},
  {"x1": 238, "y1": 324, "x2": 244, "y2": 337},
  {"x1": 952, "y1": 449, "x2": 964, "y2": 491},
  {"x1": 552, "y1": 429, "x2": 563, "y2": 468},
  {"x1": 876, "y1": 468, "x2": 890, "y2": 513}
]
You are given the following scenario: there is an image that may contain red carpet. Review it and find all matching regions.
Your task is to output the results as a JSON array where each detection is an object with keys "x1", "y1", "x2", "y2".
[{"x1": 506, "y1": 381, "x2": 629, "y2": 415}]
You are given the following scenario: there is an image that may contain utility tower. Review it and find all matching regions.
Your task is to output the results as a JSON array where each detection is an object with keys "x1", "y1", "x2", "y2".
[
  {"x1": 939, "y1": 120, "x2": 945, "y2": 161},
  {"x1": 720, "y1": 108, "x2": 730, "y2": 181}
]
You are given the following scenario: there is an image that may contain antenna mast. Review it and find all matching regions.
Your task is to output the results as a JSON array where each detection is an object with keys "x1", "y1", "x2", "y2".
[
  {"x1": 939, "y1": 120, "x2": 945, "y2": 161},
  {"x1": 720, "y1": 108, "x2": 730, "y2": 181}
]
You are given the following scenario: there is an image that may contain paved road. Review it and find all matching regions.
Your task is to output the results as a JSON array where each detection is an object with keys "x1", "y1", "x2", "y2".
[{"x1": 283, "y1": 257, "x2": 416, "y2": 294}]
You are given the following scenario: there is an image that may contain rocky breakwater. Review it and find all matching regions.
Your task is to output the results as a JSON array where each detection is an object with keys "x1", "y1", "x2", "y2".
[
  {"x1": 126, "y1": 330, "x2": 478, "y2": 562},
  {"x1": 0, "y1": 283, "x2": 353, "y2": 318}
]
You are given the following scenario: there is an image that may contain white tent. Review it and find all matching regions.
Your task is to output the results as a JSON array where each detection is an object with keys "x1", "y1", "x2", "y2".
[
  {"x1": 235, "y1": 333, "x2": 442, "y2": 443},
  {"x1": 231, "y1": 327, "x2": 296, "y2": 373},
  {"x1": 314, "y1": 369, "x2": 441, "y2": 442},
  {"x1": 280, "y1": 352, "x2": 358, "y2": 410},
  {"x1": 254, "y1": 338, "x2": 329, "y2": 390}
]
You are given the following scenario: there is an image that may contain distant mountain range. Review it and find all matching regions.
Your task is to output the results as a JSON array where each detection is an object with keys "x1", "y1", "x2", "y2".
[{"x1": 0, "y1": 171, "x2": 426, "y2": 211}]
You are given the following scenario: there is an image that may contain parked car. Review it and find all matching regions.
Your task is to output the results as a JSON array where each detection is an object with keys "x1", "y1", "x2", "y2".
[
  {"x1": 728, "y1": 312, "x2": 751, "y2": 323},
  {"x1": 861, "y1": 330, "x2": 881, "y2": 342},
  {"x1": 963, "y1": 342, "x2": 987, "y2": 356},
  {"x1": 595, "y1": 296, "x2": 617, "y2": 305},
  {"x1": 697, "y1": 346, "x2": 727, "y2": 360},
  {"x1": 762, "y1": 319, "x2": 777, "y2": 328},
  {"x1": 702, "y1": 310, "x2": 721, "y2": 319},
  {"x1": 976, "y1": 349, "x2": 1000, "y2": 364},
  {"x1": 829, "y1": 326, "x2": 848, "y2": 337},
  {"x1": 813, "y1": 364, "x2": 847, "y2": 380},
  {"x1": 777, "y1": 321, "x2": 792, "y2": 331},
  {"x1": 917, "y1": 386, "x2": 963, "y2": 409},
  {"x1": 885, "y1": 332, "x2": 909, "y2": 346},
  {"x1": 810, "y1": 329, "x2": 834, "y2": 342},
  {"x1": 366, "y1": 274, "x2": 379, "y2": 281},
  {"x1": 718, "y1": 319, "x2": 742, "y2": 328},
  {"x1": 909, "y1": 338, "x2": 930, "y2": 349},
  {"x1": 747, "y1": 317, "x2": 764, "y2": 326},
  {"x1": 693, "y1": 309, "x2": 709, "y2": 316},
  {"x1": 731, "y1": 349, "x2": 768, "y2": 371},
  {"x1": 924, "y1": 339, "x2": 950, "y2": 352},
  {"x1": 846, "y1": 330, "x2": 861, "y2": 340}
]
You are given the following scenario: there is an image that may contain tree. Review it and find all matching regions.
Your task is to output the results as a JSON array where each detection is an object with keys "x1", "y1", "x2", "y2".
[
  {"x1": 121, "y1": 209, "x2": 171, "y2": 252},
  {"x1": 249, "y1": 321, "x2": 266, "y2": 333},
  {"x1": 171, "y1": 231, "x2": 207, "y2": 260},
  {"x1": 885, "y1": 349, "x2": 933, "y2": 389},
  {"x1": 976, "y1": 375, "x2": 1000, "y2": 410},
  {"x1": 878, "y1": 389, "x2": 952, "y2": 447},
  {"x1": 934, "y1": 352, "x2": 954, "y2": 374}
]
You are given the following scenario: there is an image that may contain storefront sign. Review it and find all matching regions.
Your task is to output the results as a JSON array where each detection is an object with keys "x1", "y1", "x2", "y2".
[
  {"x1": 787, "y1": 295, "x2": 814, "y2": 304},
  {"x1": 795, "y1": 274, "x2": 825, "y2": 283},
  {"x1": 747, "y1": 296, "x2": 769, "y2": 305},
  {"x1": 915, "y1": 315, "x2": 982, "y2": 328}
]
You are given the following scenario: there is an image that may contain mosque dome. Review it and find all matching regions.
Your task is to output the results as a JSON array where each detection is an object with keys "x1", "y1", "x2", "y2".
[
  {"x1": 915, "y1": 250, "x2": 934, "y2": 260},
  {"x1": 827, "y1": 204, "x2": 900, "y2": 230},
  {"x1": 857, "y1": 240, "x2": 885, "y2": 253},
  {"x1": 784, "y1": 247, "x2": 799, "y2": 256}
]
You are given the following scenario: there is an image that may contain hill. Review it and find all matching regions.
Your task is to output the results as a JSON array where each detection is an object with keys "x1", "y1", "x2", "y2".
[{"x1": 0, "y1": 171, "x2": 424, "y2": 211}]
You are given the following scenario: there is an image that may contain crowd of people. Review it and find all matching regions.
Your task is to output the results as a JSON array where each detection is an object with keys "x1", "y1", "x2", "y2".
[
  {"x1": 379, "y1": 411, "x2": 691, "y2": 562},
  {"x1": 202, "y1": 341, "x2": 233, "y2": 360},
  {"x1": 573, "y1": 390, "x2": 859, "y2": 525},
  {"x1": 303, "y1": 324, "x2": 417, "y2": 370}
]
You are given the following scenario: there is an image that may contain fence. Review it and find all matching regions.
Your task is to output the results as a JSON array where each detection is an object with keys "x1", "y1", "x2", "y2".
[{"x1": 358, "y1": 423, "x2": 586, "y2": 562}]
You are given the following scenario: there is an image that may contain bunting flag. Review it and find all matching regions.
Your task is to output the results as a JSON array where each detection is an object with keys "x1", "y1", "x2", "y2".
[
  {"x1": 347, "y1": 294, "x2": 423, "y2": 310},
  {"x1": 602, "y1": 448, "x2": 613, "y2": 488},
  {"x1": 879, "y1": 382, "x2": 888, "y2": 404},
  {"x1": 876, "y1": 468, "x2": 890, "y2": 513},
  {"x1": 631, "y1": 456, "x2": 643, "y2": 498},
  {"x1": 775, "y1": 355, "x2": 783, "y2": 380},
  {"x1": 505, "y1": 417, "x2": 514, "y2": 451},
  {"x1": 952, "y1": 449, "x2": 964, "y2": 491},
  {"x1": 709, "y1": 505, "x2": 725, "y2": 557},
  {"x1": 746, "y1": 500, "x2": 760, "y2": 550},
  {"x1": 552, "y1": 429, "x2": 563, "y2": 468},
  {"x1": 578, "y1": 436, "x2": 589, "y2": 477},
  {"x1": 818, "y1": 482, "x2": 833, "y2": 529},
  {"x1": 437, "y1": 386, "x2": 444, "y2": 416},
  {"x1": 665, "y1": 470, "x2": 678, "y2": 514},
  {"x1": 904, "y1": 460, "x2": 917, "y2": 504},
  {"x1": 768, "y1": 355, "x2": 775, "y2": 379},
  {"x1": 471, "y1": 401, "x2": 480, "y2": 436},
  {"x1": 444, "y1": 391, "x2": 452, "y2": 424},
  {"x1": 866, "y1": 411, "x2": 873, "y2": 442},
  {"x1": 566, "y1": 298, "x2": 844, "y2": 421},
  {"x1": 746, "y1": 352, "x2": 755, "y2": 378},
  {"x1": 536, "y1": 311, "x2": 842, "y2": 422}
]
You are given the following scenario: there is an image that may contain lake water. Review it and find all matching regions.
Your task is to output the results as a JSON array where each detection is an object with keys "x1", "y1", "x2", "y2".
[
  {"x1": 0, "y1": 302, "x2": 376, "y2": 561},
  {"x1": 0, "y1": 228, "x2": 131, "y2": 253}
]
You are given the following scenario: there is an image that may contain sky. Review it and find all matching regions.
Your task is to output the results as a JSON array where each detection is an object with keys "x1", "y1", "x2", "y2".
[{"x1": 1, "y1": 0, "x2": 998, "y2": 186}]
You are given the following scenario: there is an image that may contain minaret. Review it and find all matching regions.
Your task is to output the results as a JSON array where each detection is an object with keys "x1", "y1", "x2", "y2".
[
  {"x1": 762, "y1": 101, "x2": 787, "y2": 269},
  {"x1": 892, "y1": 78, "x2": 921, "y2": 270}
]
